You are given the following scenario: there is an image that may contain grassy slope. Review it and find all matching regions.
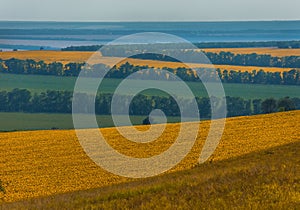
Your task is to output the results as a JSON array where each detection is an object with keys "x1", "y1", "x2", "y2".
[
  {"x1": 3, "y1": 141, "x2": 299, "y2": 209},
  {"x1": 0, "y1": 73, "x2": 299, "y2": 99},
  {"x1": 0, "y1": 111, "x2": 299, "y2": 206}
]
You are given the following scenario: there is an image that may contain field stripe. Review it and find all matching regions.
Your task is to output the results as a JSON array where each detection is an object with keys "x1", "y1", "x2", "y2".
[{"x1": 0, "y1": 51, "x2": 294, "y2": 73}]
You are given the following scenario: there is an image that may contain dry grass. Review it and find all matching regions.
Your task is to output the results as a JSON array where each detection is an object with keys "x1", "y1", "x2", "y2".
[
  {"x1": 202, "y1": 47, "x2": 300, "y2": 57},
  {"x1": 0, "y1": 111, "x2": 299, "y2": 204},
  {"x1": 0, "y1": 51, "x2": 292, "y2": 73}
]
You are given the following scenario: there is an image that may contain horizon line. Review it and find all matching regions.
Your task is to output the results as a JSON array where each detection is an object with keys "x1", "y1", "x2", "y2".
[{"x1": 0, "y1": 19, "x2": 300, "y2": 23}]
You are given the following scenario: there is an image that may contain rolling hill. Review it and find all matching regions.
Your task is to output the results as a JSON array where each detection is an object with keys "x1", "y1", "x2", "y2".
[{"x1": 0, "y1": 111, "x2": 299, "y2": 207}]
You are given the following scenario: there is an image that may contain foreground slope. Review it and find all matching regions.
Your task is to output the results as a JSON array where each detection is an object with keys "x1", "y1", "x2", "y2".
[
  {"x1": 0, "y1": 111, "x2": 299, "y2": 204},
  {"x1": 3, "y1": 140, "x2": 299, "y2": 209}
]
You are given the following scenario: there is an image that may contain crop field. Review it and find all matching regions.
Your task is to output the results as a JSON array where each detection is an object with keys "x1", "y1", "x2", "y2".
[
  {"x1": 0, "y1": 51, "x2": 96, "y2": 64},
  {"x1": 116, "y1": 58, "x2": 292, "y2": 73},
  {"x1": 0, "y1": 111, "x2": 299, "y2": 205},
  {"x1": 0, "y1": 73, "x2": 299, "y2": 99},
  {"x1": 202, "y1": 47, "x2": 300, "y2": 57},
  {"x1": 0, "y1": 50, "x2": 293, "y2": 73},
  {"x1": 3, "y1": 139, "x2": 299, "y2": 209}
]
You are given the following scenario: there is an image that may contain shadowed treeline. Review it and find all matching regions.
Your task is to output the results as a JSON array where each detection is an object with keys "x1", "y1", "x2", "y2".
[{"x1": 0, "y1": 88, "x2": 299, "y2": 117}]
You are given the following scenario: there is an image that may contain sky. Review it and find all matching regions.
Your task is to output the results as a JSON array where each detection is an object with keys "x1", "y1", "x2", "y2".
[{"x1": 1, "y1": 0, "x2": 300, "y2": 22}]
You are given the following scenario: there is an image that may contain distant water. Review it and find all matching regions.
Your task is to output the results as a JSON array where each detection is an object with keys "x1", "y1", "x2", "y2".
[{"x1": 1, "y1": 21, "x2": 300, "y2": 50}]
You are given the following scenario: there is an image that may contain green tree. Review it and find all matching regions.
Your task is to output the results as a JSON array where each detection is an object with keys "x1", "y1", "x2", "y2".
[
  {"x1": 277, "y1": 97, "x2": 296, "y2": 111},
  {"x1": 261, "y1": 98, "x2": 277, "y2": 114},
  {"x1": 0, "y1": 91, "x2": 8, "y2": 111},
  {"x1": 7, "y1": 89, "x2": 31, "y2": 112},
  {"x1": 252, "y1": 99, "x2": 262, "y2": 114}
]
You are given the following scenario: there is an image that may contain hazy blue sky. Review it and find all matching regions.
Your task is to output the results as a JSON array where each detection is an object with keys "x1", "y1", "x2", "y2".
[{"x1": 1, "y1": 0, "x2": 300, "y2": 21}]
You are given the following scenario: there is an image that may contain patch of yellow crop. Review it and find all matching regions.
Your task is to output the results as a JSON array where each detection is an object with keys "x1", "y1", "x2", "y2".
[
  {"x1": 0, "y1": 111, "x2": 299, "y2": 202},
  {"x1": 117, "y1": 58, "x2": 292, "y2": 73},
  {"x1": 202, "y1": 48, "x2": 300, "y2": 57},
  {"x1": 0, "y1": 51, "x2": 96, "y2": 64}
]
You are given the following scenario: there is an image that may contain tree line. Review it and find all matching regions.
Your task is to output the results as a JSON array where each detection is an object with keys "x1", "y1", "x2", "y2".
[
  {"x1": 62, "y1": 43, "x2": 300, "y2": 68},
  {"x1": 0, "y1": 59, "x2": 299, "y2": 85},
  {"x1": 106, "y1": 63, "x2": 300, "y2": 85},
  {"x1": 61, "y1": 41, "x2": 300, "y2": 51},
  {"x1": 64, "y1": 44, "x2": 300, "y2": 68},
  {"x1": 0, "y1": 58, "x2": 85, "y2": 76},
  {"x1": 0, "y1": 89, "x2": 299, "y2": 118},
  {"x1": 126, "y1": 51, "x2": 300, "y2": 69}
]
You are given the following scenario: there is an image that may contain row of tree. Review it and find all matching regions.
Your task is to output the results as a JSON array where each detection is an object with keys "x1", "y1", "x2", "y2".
[
  {"x1": 0, "y1": 58, "x2": 85, "y2": 76},
  {"x1": 61, "y1": 41, "x2": 300, "y2": 52},
  {"x1": 126, "y1": 51, "x2": 300, "y2": 69},
  {"x1": 0, "y1": 89, "x2": 299, "y2": 118},
  {"x1": 0, "y1": 59, "x2": 299, "y2": 85},
  {"x1": 63, "y1": 44, "x2": 300, "y2": 68},
  {"x1": 105, "y1": 63, "x2": 300, "y2": 85}
]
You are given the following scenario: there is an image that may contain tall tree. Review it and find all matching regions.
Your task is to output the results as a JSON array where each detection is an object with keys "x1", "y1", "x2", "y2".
[{"x1": 261, "y1": 98, "x2": 277, "y2": 114}]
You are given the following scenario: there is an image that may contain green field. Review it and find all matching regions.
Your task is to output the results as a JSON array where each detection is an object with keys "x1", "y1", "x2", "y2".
[
  {"x1": 0, "y1": 73, "x2": 299, "y2": 131},
  {"x1": 0, "y1": 73, "x2": 299, "y2": 99},
  {"x1": 0, "y1": 112, "x2": 183, "y2": 132}
]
